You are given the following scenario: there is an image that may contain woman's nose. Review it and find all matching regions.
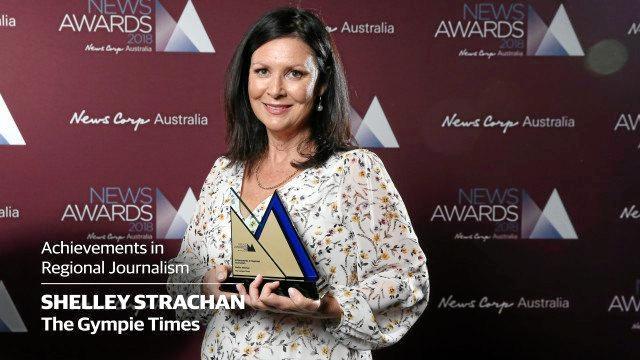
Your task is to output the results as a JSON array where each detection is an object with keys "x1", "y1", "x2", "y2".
[{"x1": 266, "y1": 75, "x2": 286, "y2": 98}]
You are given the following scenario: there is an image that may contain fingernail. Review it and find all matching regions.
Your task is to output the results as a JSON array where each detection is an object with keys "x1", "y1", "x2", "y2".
[
  {"x1": 217, "y1": 272, "x2": 225, "y2": 281},
  {"x1": 288, "y1": 287, "x2": 295, "y2": 297}
]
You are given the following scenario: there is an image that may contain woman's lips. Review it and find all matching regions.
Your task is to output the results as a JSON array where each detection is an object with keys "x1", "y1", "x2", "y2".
[{"x1": 264, "y1": 103, "x2": 292, "y2": 115}]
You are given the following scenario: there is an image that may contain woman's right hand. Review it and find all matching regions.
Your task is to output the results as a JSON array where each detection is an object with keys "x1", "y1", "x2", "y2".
[{"x1": 202, "y1": 264, "x2": 234, "y2": 298}]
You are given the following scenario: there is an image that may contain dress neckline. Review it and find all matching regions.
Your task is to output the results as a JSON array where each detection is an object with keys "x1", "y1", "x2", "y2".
[{"x1": 233, "y1": 160, "x2": 311, "y2": 221}]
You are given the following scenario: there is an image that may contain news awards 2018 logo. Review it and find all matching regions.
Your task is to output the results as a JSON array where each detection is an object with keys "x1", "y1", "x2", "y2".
[
  {"x1": 430, "y1": 188, "x2": 578, "y2": 240},
  {"x1": 58, "y1": 0, "x2": 214, "y2": 54},
  {"x1": 156, "y1": 0, "x2": 214, "y2": 52},
  {"x1": 607, "y1": 279, "x2": 640, "y2": 332},
  {"x1": 613, "y1": 113, "x2": 640, "y2": 151},
  {"x1": 350, "y1": 96, "x2": 399, "y2": 148},
  {"x1": 0, "y1": 93, "x2": 26, "y2": 146},
  {"x1": 0, "y1": 282, "x2": 27, "y2": 333},
  {"x1": 60, "y1": 186, "x2": 197, "y2": 240},
  {"x1": 156, "y1": 188, "x2": 197, "y2": 239},
  {"x1": 434, "y1": 3, "x2": 583, "y2": 58}
]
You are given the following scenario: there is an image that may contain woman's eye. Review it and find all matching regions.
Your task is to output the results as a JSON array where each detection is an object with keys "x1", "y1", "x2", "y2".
[
  {"x1": 288, "y1": 70, "x2": 303, "y2": 78},
  {"x1": 255, "y1": 68, "x2": 268, "y2": 76}
]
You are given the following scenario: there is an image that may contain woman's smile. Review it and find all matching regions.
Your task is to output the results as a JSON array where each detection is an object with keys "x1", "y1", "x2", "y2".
[{"x1": 263, "y1": 103, "x2": 293, "y2": 116}]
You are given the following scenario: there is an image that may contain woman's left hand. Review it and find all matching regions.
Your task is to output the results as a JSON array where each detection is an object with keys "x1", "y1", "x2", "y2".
[{"x1": 236, "y1": 274, "x2": 342, "y2": 319}]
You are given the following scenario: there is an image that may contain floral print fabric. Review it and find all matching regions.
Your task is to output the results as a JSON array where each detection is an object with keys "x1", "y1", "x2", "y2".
[{"x1": 167, "y1": 148, "x2": 429, "y2": 359}]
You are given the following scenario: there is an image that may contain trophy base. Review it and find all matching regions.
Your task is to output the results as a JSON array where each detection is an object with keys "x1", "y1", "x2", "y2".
[{"x1": 220, "y1": 276, "x2": 319, "y2": 300}]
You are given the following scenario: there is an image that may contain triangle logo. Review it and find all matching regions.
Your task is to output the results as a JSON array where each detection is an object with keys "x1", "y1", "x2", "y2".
[
  {"x1": 0, "y1": 281, "x2": 27, "y2": 332},
  {"x1": 156, "y1": 188, "x2": 198, "y2": 239},
  {"x1": 527, "y1": 4, "x2": 584, "y2": 56},
  {"x1": 522, "y1": 189, "x2": 578, "y2": 239},
  {"x1": 352, "y1": 96, "x2": 399, "y2": 148},
  {"x1": 0, "y1": 93, "x2": 26, "y2": 146},
  {"x1": 156, "y1": 0, "x2": 215, "y2": 53}
]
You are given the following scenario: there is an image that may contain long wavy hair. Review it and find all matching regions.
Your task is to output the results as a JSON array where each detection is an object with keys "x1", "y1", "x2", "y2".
[{"x1": 223, "y1": 7, "x2": 354, "y2": 170}]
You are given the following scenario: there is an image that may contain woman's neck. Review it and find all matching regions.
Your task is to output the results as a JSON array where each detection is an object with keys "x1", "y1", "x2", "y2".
[{"x1": 263, "y1": 126, "x2": 314, "y2": 167}]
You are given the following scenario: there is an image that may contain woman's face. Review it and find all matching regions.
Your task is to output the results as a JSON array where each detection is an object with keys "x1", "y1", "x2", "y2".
[{"x1": 248, "y1": 36, "x2": 320, "y2": 136}]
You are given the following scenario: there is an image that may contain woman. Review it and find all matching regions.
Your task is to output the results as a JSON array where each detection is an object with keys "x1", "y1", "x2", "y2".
[{"x1": 168, "y1": 7, "x2": 429, "y2": 360}]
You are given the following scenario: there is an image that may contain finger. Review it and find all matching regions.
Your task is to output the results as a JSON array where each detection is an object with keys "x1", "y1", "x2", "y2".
[
  {"x1": 204, "y1": 267, "x2": 216, "y2": 282},
  {"x1": 236, "y1": 283, "x2": 247, "y2": 296},
  {"x1": 236, "y1": 284, "x2": 251, "y2": 308},
  {"x1": 261, "y1": 294, "x2": 296, "y2": 312},
  {"x1": 288, "y1": 287, "x2": 321, "y2": 312},
  {"x1": 259, "y1": 281, "x2": 279, "y2": 302},
  {"x1": 210, "y1": 273, "x2": 227, "y2": 297},
  {"x1": 249, "y1": 274, "x2": 263, "y2": 299},
  {"x1": 259, "y1": 282, "x2": 292, "y2": 309},
  {"x1": 248, "y1": 275, "x2": 266, "y2": 309},
  {"x1": 216, "y1": 265, "x2": 228, "y2": 282}
]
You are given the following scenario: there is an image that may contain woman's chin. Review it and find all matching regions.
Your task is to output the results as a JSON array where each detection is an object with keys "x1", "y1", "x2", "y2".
[{"x1": 261, "y1": 120, "x2": 299, "y2": 135}]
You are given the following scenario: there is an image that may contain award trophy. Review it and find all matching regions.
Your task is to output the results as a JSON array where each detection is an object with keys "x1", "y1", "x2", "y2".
[{"x1": 219, "y1": 189, "x2": 325, "y2": 299}]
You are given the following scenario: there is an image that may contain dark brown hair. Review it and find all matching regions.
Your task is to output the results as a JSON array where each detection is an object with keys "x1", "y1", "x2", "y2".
[{"x1": 223, "y1": 7, "x2": 354, "y2": 169}]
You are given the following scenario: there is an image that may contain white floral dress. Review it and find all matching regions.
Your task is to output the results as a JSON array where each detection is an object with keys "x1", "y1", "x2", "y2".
[{"x1": 167, "y1": 148, "x2": 430, "y2": 360}]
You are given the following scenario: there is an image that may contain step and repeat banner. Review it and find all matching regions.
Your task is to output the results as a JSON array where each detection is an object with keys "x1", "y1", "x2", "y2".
[{"x1": 1, "y1": 0, "x2": 638, "y2": 358}]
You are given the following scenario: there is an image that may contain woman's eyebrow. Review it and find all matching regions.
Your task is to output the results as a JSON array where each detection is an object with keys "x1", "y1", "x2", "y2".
[{"x1": 250, "y1": 61, "x2": 307, "y2": 68}]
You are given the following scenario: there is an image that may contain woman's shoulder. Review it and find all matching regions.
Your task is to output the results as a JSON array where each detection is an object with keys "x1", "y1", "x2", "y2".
[
  {"x1": 211, "y1": 155, "x2": 233, "y2": 171},
  {"x1": 334, "y1": 148, "x2": 385, "y2": 170},
  {"x1": 323, "y1": 148, "x2": 389, "y2": 184},
  {"x1": 202, "y1": 155, "x2": 237, "y2": 184}
]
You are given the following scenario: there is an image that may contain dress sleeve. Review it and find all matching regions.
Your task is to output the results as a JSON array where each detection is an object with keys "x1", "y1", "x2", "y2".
[
  {"x1": 324, "y1": 149, "x2": 430, "y2": 350},
  {"x1": 166, "y1": 156, "x2": 227, "y2": 322}
]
